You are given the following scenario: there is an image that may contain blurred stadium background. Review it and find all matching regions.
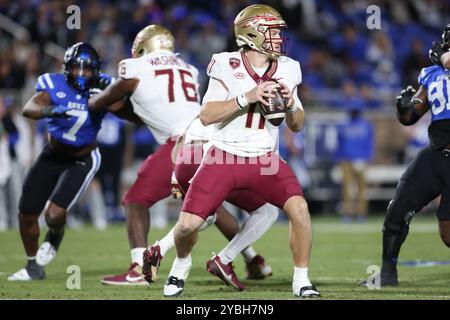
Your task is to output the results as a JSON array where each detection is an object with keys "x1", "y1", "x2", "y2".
[{"x1": 0, "y1": 0, "x2": 449, "y2": 230}]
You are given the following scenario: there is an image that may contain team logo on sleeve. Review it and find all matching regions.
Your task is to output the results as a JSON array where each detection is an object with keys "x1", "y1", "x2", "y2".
[
  {"x1": 229, "y1": 58, "x2": 241, "y2": 69},
  {"x1": 56, "y1": 92, "x2": 66, "y2": 98}
]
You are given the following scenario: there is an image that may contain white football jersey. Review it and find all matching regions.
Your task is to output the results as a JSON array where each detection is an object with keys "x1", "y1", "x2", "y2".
[
  {"x1": 203, "y1": 50, "x2": 302, "y2": 157},
  {"x1": 118, "y1": 51, "x2": 201, "y2": 144},
  {"x1": 184, "y1": 118, "x2": 215, "y2": 144}
]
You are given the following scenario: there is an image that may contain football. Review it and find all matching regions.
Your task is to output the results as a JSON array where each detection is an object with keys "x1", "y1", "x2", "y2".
[{"x1": 258, "y1": 80, "x2": 288, "y2": 126}]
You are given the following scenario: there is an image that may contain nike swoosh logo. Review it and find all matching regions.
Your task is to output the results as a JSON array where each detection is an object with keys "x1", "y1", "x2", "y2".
[
  {"x1": 216, "y1": 262, "x2": 233, "y2": 283},
  {"x1": 125, "y1": 274, "x2": 144, "y2": 282}
]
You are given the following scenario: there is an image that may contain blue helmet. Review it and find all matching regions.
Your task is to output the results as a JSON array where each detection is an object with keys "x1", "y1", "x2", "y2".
[
  {"x1": 63, "y1": 42, "x2": 101, "y2": 92},
  {"x1": 442, "y1": 23, "x2": 450, "y2": 46}
]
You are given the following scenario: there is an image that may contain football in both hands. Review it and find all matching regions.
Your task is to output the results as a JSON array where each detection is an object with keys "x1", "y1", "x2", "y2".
[{"x1": 258, "y1": 79, "x2": 289, "y2": 126}]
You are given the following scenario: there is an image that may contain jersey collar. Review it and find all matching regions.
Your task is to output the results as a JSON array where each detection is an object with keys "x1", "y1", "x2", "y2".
[{"x1": 240, "y1": 51, "x2": 278, "y2": 84}]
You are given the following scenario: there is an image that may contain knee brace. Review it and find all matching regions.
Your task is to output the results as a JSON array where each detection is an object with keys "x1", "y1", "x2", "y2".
[{"x1": 383, "y1": 197, "x2": 416, "y2": 236}]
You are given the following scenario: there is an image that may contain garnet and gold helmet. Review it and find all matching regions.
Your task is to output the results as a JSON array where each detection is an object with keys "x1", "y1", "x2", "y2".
[
  {"x1": 131, "y1": 25, "x2": 175, "y2": 58},
  {"x1": 234, "y1": 4, "x2": 287, "y2": 60}
]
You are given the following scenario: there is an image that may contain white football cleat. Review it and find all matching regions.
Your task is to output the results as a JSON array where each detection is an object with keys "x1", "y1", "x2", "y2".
[
  {"x1": 8, "y1": 268, "x2": 32, "y2": 281},
  {"x1": 36, "y1": 242, "x2": 57, "y2": 266},
  {"x1": 294, "y1": 285, "x2": 321, "y2": 298},
  {"x1": 164, "y1": 276, "x2": 185, "y2": 297}
]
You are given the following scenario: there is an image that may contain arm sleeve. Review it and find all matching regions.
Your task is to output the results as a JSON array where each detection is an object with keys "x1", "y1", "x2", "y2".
[
  {"x1": 206, "y1": 54, "x2": 229, "y2": 92},
  {"x1": 292, "y1": 86, "x2": 304, "y2": 110},
  {"x1": 202, "y1": 77, "x2": 229, "y2": 104},
  {"x1": 296, "y1": 61, "x2": 303, "y2": 86}
]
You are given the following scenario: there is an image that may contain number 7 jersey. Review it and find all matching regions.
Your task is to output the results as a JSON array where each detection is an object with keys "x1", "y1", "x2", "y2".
[
  {"x1": 35, "y1": 73, "x2": 107, "y2": 147},
  {"x1": 118, "y1": 51, "x2": 201, "y2": 144}
]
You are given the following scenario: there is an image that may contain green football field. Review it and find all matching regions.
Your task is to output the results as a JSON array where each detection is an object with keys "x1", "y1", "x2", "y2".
[{"x1": 0, "y1": 215, "x2": 449, "y2": 300}]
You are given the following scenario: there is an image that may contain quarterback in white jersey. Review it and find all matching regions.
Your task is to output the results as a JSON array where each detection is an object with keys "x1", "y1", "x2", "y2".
[
  {"x1": 204, "y1": 50, "x2": 303, "y2": 157},
  {"x1": 164, "y1": 4, "x2": 320, "y2": 299},
  {"x1": 89, "y1": 24, "x2": 276, "y2": 287}
]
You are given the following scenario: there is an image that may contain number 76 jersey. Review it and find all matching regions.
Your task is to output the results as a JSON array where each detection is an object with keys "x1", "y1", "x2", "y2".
[
  {"x1": 35, "y1": 73, "x2": 107, "y2": 147},
  {"x1": 118, "y1": 51, "x2": 201, "y2": 144}
]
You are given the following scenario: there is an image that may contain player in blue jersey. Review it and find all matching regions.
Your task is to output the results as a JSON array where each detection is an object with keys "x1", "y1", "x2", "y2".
[
  {"x1": 363, "y1": 24, "x2": 450, "y2": 287},
  {"x1": 7, "y1": 43, "x2": 114, "y2": 281}
]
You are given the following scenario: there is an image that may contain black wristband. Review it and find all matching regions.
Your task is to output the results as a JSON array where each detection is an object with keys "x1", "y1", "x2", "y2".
[{"x1": 41, "y1": 106, "x2": 53, "y2": 118}]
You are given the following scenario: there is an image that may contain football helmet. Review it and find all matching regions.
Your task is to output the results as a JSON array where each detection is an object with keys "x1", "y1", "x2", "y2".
[
  {"x1": 442, "y1": 23, "x2": 450, "y2": 46},
  {"x1": 131, "y1": 25, "x2": 175, "y2": 58},
  {"x1": 63, "y1": 42, "x2": 101, "y2": 92},
  {"x1": 234, "y1": 4, "x2": 287, "y2": 60}
]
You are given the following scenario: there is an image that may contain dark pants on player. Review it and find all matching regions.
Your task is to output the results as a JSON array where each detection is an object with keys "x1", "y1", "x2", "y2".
[
  {"x1": 382, "y1": 145, "x2": 450, "y2": 279},
  {"x1": 19, "y1": 144, "x2": 101, "y2": 214}
]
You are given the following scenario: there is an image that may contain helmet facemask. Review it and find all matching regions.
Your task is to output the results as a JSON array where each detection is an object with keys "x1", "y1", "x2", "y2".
[
  {"x1": 442, "y1": 23, "x2": 450, "y2": 47},
  {"x1": 259, "y1": 24, "x2": 289, "y2": 60}
]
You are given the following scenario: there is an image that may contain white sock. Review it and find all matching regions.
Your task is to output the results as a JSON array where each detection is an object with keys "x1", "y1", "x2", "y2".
[
  {"x1": 157, "y1": 227, "x2": 175, "y2": 257},
  {"x1": 217, "y1": 203, "x2": 278, "y2": 265},
  {"x1": 242, "y1": 247, "x2": 257, "y2": 262},
  {"x1": 169, "y1": 255, "x2": 192, "y2": 280},
  {"x1": 131, "y1": 248, "x2": 146, "y2": 267},
  {"x1": 293, "y1": 266, "x2": 312, "y2": 290}
]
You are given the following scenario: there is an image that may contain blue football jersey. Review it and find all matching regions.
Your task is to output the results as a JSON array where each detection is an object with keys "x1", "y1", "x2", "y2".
[
  {"x1": 418, "y1": 65, "x2": 450, "y2": 122},
  {"x1": 35, "y1": 73, "x2": 109, "y2": 147}
]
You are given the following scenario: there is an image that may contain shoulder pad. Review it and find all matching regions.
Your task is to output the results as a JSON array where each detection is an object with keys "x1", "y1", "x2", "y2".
[
  {"x1": 118, "y1": 58, "x2": 139, "y2": 80},
  {"x1": 35, "y1": 73, "x2": 60, "y2": 92},
  {"x1": 418, "y1": 65, "x2": 441, "y2": 87}
]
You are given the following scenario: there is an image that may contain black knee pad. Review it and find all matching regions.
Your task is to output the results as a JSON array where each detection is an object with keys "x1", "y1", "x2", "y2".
[{"x1": 383, "y1": 197, "x2": 416, "y2": 235}]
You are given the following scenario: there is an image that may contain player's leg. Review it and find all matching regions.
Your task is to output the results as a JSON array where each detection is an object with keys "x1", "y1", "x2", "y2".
[
  {"x1": 164, "y1": 148, "x2": 235, "y2": 297},
  {"x1": 438, "y1": 220, "x2": 450, "y2": 247},
  {"x1": 379, "y1": 146, "x2": 441, "y2": 286},
  {"x1": 213, "y1": 193, "x2": 278, "y2": 280},
  {"x1": 251, "y1": 152, "x2": 319, "y2": 298},
  {"x1": 8, "y1": 146, "x2": 63, "y2": 281},
  {"x1": 142, "y1": 143, "x2": 201, "y2": 283},
  {"x1": 102, "y1": 140, "x2": 175, "y2": 285},
  {"x1": 40, "y1": 148, "x2": 102, "y2": 266},
  {"x1": 436, "y1": 178, "x2": 450, "y2": 248}
]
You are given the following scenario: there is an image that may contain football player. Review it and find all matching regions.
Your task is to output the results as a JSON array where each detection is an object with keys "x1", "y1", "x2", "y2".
[
  {"x1": 89, "y1": 25, "x2": 278, "y2": 286},
  {"x1": 141, "y1": 116, "x2": 279, "y2": 290},
  {"x1": 365, "y1": 24, "x2": 450, "y2": 287},
  {"x1": 8, "y1": 43, "x2": 114, "y2": 281},
  {"x1": 163, "y1": 4, "x2": 320, "y2": 298}
]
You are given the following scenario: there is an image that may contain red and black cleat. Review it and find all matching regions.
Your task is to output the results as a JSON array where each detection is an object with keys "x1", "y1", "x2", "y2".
[
  {"x1": 206, "y1": 255, "x2": 246, "y2": 291},
  {"x1": 142, "y1": 244, "x2": 163, "y2": 284},
  {"x1": 246, "y1": 255, "x2": 273, "y2": 280}
]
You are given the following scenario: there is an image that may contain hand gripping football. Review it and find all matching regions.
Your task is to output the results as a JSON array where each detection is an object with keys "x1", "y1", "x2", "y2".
[{"x1": 258, "y1": 79, "x2": 288, "y2": 126}]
